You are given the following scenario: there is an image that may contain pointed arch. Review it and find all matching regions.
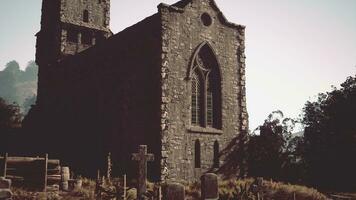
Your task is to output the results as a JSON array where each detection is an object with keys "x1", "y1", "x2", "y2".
[
  {"x1": 187, "y1": 41, "x2": 222, "y2": 80},
  {"x1": 195, "y1": 139, "x2": 201, "y2": 168},
  {"x1": 189, "y1": 42, "x2": 222, "y2": 129}
]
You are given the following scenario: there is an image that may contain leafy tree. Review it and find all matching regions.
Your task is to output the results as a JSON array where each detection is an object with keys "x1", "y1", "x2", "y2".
[
  {"x1": 0, "y1": 60, "x2": 38, "y2": 111},
  {"x1": 0, "y1": 97, "x2": 22, "y2": 131},
  {"x1": 247, "y1": 111, "x2": 298, "y2": 181},
  {"x1": 3, "y1": 60, "x2": 21, "y2": 75},
  {"x1": 301, "y1": 74, "x2": 356, "y2": 190},
  {"x1": 0, "y1": 61, "x2": 22, "y2": 103},
  {"x1": 23, "y1": 95, "x2": 37, "y2": 115},
  {"x1": 23, "y1": 61, "x2": 38, "y2": 82}
]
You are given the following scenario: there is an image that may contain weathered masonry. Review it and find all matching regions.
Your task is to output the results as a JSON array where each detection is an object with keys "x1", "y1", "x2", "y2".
[{"x1": 25, "y1": 0, "x2": 248, "y2": 183}]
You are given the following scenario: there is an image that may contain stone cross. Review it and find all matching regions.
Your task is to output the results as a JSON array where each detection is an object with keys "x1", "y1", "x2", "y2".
[{"x1": 132, "y1": 145, "x2": 154, "y2": 200}]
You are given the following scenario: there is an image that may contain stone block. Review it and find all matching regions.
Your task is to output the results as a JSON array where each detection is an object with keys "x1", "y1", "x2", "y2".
[
  {"x1": 162, "y1": 183, "x2": 185, "y2": 200},
  {"x1": 0, "y1": 178, "x2": 11, "y2": 189},
  {"x1": 201, "y1": 173, "x2": 219, "y2": 200},
  {"x1": 0, "y1": 189, "x2": 12, "y2": 199}
]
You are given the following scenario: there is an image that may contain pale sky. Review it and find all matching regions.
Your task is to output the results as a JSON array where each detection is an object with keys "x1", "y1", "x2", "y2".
[{"x1": 0, "y1": 0, "x2": 355, "y2": 131}]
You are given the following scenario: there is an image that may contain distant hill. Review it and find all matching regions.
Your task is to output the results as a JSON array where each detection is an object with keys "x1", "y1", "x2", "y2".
[{"x1": 0, "y1": 60, "x2": 38, "y2": 114}]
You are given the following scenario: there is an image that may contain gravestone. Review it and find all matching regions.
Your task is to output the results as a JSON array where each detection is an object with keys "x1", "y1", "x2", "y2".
[
  {"x1": 0, "y1": 177, "x2": 12, "y2": 200},
  {"x1": 61, "y1": 167, "x2": 70, "y2": 190},
  {"x1": 132, "y1": 145, "x2": 154, "y2": 200},
  {"x1": 201, "y1": 173, "x2": 219, "y2": 200},
  {"x1": 0, "y1": 178, "x2": 10, "y2": 189},
  {"x1": 162, "y1": 183, "x2": 185, "y2": 200}
]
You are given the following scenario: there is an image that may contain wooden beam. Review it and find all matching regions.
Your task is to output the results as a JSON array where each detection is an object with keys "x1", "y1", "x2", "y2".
[
  {"x1": 43, "y1": 154, "x2": 48, "y2": 192},
  {"x1": 3, "y1": 153, "x2": 8, "y2": 177}
]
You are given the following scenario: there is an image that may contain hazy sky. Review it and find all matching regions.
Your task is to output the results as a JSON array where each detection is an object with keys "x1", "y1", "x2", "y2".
[{"x1": 0, "y1": 0, "x2": 355, "y2": 130}]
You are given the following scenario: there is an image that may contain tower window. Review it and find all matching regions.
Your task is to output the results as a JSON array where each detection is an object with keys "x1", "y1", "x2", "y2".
[
  {"x1": 67, "y1": 29, "x2": 78, "y2": 43},
  {"x1": 82, "y1": 31, "x2": 91, "y2": 45},
  {"x1": 190, "y1": 43, "x2": 222, "y2": 129},
  {"x1": 83, "y1": 10, "x2": 89, "y2": 22},
  {"x1": 195, "y1": 140, "x2": 201, "y2": 168}
]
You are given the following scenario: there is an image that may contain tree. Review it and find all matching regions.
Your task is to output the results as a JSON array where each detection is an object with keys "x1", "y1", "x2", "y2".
[
  {"x1": 3, "y1": 60, "x2": 21, "y2": 75},
  {"x1": 0, "y1": 61, "x2": 21, "y2": 103},
  {"x1": 23, "y1": 61, "x2": 38, "y2": 82},
  {"x1": 23, "y1": 95, "x2": 37, "y2": 115},
  {"x1": 0, "y1": 97, "x2": 22, "y2": 131},
  {"x1": 247, "y1": 110, "x2": 298, "y2": 181},
  {"x1": 301, "y1": 74, "x2": 356, "y2": 190}
]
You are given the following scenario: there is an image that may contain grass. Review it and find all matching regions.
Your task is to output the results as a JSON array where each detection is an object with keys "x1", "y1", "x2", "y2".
[
  {"x1": 186, "y1": 178, "x2": 328, "y2": 200},
  {"x1": 11, "y1": 177, "x2": 329, "y2": 200}
]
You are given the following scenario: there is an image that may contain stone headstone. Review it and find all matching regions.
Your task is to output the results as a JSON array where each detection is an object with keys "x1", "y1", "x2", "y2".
[
  {"x1": 0, "y1": 177, "x2": 11, "y2": 189},
  {"x1": 61, "y1": 181, "x2": 69, "y2": 191},
  {"x1": 0, "y1": 189, "x2": 12, "y2": 200},
  {"x1": 162, "y1": 183, "x2": 185, "y2": 200},
  {"x1": 201, "y1": 173, "x2": 219, "y2": 200},
  {"x1": 61, "y1": 167, "x2": 70, "y2": 182},
  {"x1": 74, "y1": 179, "x2": 82, "y2": 190}
]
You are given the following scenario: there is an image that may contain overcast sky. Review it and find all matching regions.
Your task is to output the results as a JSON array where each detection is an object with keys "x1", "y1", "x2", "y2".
[{"x1": 0, "y1": 0, "x2": 355, "y2": 131}]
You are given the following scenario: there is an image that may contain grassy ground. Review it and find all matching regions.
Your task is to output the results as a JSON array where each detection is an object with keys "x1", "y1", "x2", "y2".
[{"x1": 11, "y1": 177, "x2": 344, "y2": 200}]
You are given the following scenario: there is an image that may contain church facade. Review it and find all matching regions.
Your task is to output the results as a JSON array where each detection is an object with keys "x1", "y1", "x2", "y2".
[{"x1": 26, "y1": 0, "x2": 248, "y2": 182}]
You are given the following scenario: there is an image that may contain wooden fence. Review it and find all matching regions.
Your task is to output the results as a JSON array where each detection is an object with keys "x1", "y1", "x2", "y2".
[{"x1": 0, "y1": 153, "x2": 62, "y2": 191}]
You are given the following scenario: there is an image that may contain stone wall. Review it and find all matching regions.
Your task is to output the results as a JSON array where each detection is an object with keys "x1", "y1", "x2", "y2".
[
  {"x1": 159, "y1": 0, "x2": 247, "y2": 182},
  {"x1": 28, "y1": 14, "x2": 163, "y2": 179},
  {"x1": 60, "y1": 0, "x2": 110, "y2": 29}
]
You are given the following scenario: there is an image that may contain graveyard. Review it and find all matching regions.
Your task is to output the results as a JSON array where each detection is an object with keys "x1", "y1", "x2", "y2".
[
  {"x1": 1, "y1": 0, "x2": 356, "y2": 199},
  {"x1": 0, "y1": 146, "x2": 332, "y2": 200}
]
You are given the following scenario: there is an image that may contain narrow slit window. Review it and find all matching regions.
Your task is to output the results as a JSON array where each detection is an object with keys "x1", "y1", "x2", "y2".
[
  {"x1": 83, "y1": 10, "x2": 89, "y2": 22},
  {"x1": 67, "y1": 29, "x2": 78, "y2": 43},
  {"x1": 82, "y1": 31, "x2": 91, "y2": 45}
]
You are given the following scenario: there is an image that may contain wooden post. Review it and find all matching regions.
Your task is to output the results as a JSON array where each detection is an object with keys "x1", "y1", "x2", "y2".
[
  {"x1": 96, "y1": 170, "x2": 102, "y2": 200},
  {"x1": 123, "y1": 174, "x2": 127, "y2": 200},
  {"x1": 3, "y1": 153, "x2": 8, "y2": 177},
  {"x1": 293, "y1": 192, "x2": 296, "y2": 200},
  {"x1": 43, "y1": 154, "x2": 48, "y2": 192},
  {"x1": 158, "y1": 185, "x2": 162, "y2": 200}
]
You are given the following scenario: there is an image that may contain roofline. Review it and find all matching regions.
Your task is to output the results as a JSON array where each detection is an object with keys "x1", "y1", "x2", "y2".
[{"x1": 158, "y1": 0, "x2": 246, "y2": 29}]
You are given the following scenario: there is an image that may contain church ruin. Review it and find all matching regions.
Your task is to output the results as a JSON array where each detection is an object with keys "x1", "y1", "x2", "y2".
[{"x1": 25, "y1": 0, "x2": 248, "y2": 183}]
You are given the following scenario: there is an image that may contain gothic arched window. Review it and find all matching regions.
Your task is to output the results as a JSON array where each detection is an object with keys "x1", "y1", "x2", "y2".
[
  {"x1": 213, "y1": 140, "x2": 219, "y2": 168},
  {"x1": 190, "y1": 43, "x2": 222, "y2": 129},
  {"x1": 195, "y1": 140, "x2": 201, "y2": 168},
  {"x1": 83, "y1": 10, "x2": 89, "y2": 22}
]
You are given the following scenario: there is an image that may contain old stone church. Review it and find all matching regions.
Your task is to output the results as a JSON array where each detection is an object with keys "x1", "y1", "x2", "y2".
[{"x1": 24, "y1": 0, "x2": 248, "y2": 182}]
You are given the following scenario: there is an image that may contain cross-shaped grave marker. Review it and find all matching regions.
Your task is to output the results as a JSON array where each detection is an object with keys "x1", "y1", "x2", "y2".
[{"x1": 132, "y1": 145, "x2": 154, "y2": 200}]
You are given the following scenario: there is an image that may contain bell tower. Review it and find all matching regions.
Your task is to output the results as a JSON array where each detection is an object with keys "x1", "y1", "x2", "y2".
[
  {"x1": 35, "y1": 0, "x2": 111, "y2": 103},
  {"x1": 36, "y1": 0, "x2": 111, "y2": 66}
]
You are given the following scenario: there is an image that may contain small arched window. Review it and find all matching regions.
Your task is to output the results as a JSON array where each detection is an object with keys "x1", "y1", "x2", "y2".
[
  {"x1": 83, "y1": 10, "x2": 89, "y2": 22},
  {"x1": 195, "y1": 140, "x2": 201, "y2": 168},
  {"x1": 213, "y1": 140, "x2": 219, "y2": 168},
  {"x1": 190, "y1": 43, "x2": 222, "y2": 129}
]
